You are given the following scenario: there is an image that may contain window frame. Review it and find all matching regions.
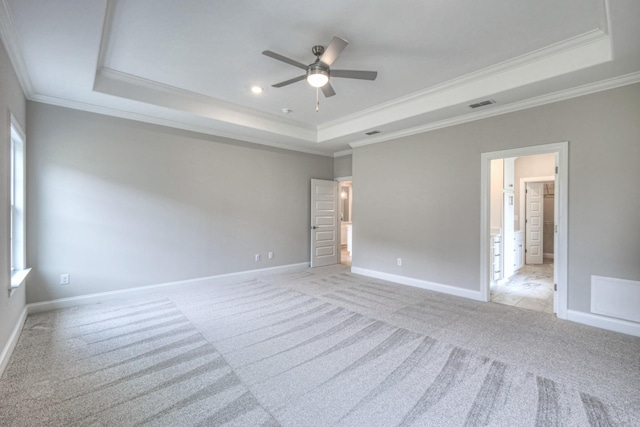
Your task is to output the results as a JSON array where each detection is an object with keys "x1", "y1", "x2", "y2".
[{"x1": 9, "y1": 114, "x2": 30, "y2": 292}]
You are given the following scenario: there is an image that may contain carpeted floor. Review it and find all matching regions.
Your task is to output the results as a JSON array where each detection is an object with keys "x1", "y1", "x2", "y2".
[{"x1": 1, "y1": 265, "x2": 639, "y2": 426}]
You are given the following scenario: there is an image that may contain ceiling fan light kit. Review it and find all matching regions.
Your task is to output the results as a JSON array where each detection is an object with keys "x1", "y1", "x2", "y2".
[
  {"x1": 306, "y1": 65, "x2": 329, "y2": 88},
  {"x1": 262, "y1": 36, "x2": 377, "y2": 110}
]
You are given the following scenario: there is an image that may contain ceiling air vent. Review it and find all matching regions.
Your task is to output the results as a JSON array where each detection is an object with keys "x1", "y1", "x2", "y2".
[
  {"x1": 365, "y1": 130, "x2": 381, "y2": 135},
  {"x1": 469, "y1": 99, "x2": 496, "y2": 109}
]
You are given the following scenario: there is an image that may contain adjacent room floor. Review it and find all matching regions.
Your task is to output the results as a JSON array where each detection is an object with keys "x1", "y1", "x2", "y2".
[
  {"x1": 490, "y1": 259, "x2": 554, "y2": 314},
  {"x1": 340, "y1": 245, "x2": 352, "y2": 267}
]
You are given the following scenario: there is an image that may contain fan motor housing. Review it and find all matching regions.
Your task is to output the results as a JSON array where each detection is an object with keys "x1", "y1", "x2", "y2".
[{"x1": 311, "y1": 45, "x2": 325, "y2": 57}]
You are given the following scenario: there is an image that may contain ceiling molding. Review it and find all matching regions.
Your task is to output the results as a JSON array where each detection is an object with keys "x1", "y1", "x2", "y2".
[
  {"x1": 319, "y1": 28, "x2": 612, "y2": 142},
  {"x1": 92, "y1": 26, "x2": 613, "y2": 148},
  {"x1": 333, "y1": 149, "x2": 353, "y2": 158},
  {"x1": 29, "y1": 93, "x2": 331, "y2": 157},
  {"x1": 94, "y1": 67, "x2": 318, "y2": 142},
  {"x1": 93, "y1": 0, "x2": 115, "y2": 75},
  {"x1": 0, "y1": 0, "x2": 34, "y2": 97},
  {"x1": 349, "y1": 71, "x2": 640, "y2": 149}
]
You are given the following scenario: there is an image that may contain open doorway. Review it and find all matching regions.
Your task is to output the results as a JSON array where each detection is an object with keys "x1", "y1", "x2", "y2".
[
  {"x1": 490, "y1": 167, "x2": 556, "y2": 313},
  {"x1": 481, "y1": 142, "x2": 568, "y2": 320},
  {"x1": 338, "y1": 180, "x2": 353, "y2": 266}
]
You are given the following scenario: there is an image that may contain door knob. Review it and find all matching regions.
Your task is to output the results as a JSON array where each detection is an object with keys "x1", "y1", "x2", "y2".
[{"x1": 312, "y1": 226, "x2": 319, "y2": 229}]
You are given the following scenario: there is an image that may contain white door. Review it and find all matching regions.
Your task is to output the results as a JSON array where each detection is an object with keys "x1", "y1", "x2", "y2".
[
  {"x1": 310, "y1": 179, "x2": 339, "y2": 267},
  {"x1": 525, "y1": 182, "x2": 544, "y2": 264}
]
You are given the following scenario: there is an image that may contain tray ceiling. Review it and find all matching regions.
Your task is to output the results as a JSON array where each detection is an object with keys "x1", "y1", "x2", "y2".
[{"x1": 1, "y1": 0, "x2": 639, "y2": 155}]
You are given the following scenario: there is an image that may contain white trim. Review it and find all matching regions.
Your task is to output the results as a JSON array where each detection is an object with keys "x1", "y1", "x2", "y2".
[
  {"x1": 543, "y1": 253, "x2": 554, "y2": 259},
  {"x1": 480, "y1": 142, "x2": 568, "y2": 319},
  {"x1": 349, "y1": 72, "x2": 640, "y2": 149},
  {"x1": 10, "y1": 267, "x2": 31, "y2": 288},
  {"x1": 27, "y1": 263, "x2": 308, "y2": 314},
  {"x1": 351, "y1": 267, "x2": 483, "y2": 301},
  {"x1": 333, "y1": 149, "x2": 353, "y2": 158},
  {"x1": 324, "y1": 27, "x2": 611, "y2": 141},
  {"x1": 567, "y1": 310, "x2": 640, "y2": 337},
  {"x1": 335, "y1": 176, "x2": 352, "y2": 182},
  {"x1": 0, "y1": 0, "x2": 34, "y2": 96},
  {"x1": 94, "y1": 0, "x2": 115, "y2": 73},
  {"x1": 94, "y1": 67, "x2": 317, "y2": 142},
  {"x1": 0, "y1": 306, "x2": 27, "y2": 377},
  {"x1": 28, "y1": 94, "x2": 331, "y2": 157}
]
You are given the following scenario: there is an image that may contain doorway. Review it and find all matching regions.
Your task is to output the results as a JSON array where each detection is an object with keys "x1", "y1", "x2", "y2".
[
  {"x1": 480, "y1": 142, "x2": 568, "y2": 320},
  {"x1": 337, "y1": 178, "x2": 353, "y2": 267}
]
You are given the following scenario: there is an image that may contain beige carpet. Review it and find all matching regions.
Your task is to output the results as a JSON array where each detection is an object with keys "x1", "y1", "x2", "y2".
[{"x1": 1, "y1": 264, "x2": 638, "y2": 426}]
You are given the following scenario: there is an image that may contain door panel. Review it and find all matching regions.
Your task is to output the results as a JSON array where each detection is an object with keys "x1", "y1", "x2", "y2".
[
  {"x1": 525, "y1": 182, "x2": 544, "y2": 264},
  {"x1": 311, "y1": 179, "x2": 339, "y2": 267}
]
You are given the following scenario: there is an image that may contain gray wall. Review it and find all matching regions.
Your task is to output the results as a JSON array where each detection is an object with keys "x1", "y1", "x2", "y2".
[
  {"x1": 353, "y1": 84, "x2": 640, "y2": 313},
  {"x1": 26, "y1": 103, "x2": 333, "y2": 303},
  {"x1": 334, "y1": 154, "x2": 352, "y2": 178},
  {"x1": 0, "y1": 41, "x2": 27, "y2": 356}
]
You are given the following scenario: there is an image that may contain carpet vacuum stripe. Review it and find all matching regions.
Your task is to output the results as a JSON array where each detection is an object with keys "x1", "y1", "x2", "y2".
[{"x1": 1, "y1": 270, "x2": 637, "y2": 426}]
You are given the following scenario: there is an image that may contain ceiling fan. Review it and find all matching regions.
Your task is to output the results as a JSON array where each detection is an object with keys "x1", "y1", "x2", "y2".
[{"x1": 262, "y1": 36, "x2": 377, "y2": 99}]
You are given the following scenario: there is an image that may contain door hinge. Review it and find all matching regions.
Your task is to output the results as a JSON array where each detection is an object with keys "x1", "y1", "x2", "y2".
[
  {"x1": 555, "y1": 166, "x2": 558, "y2": 174},
  {"x1": 554, "y1": 283, "x2": 557, "y2": 291},
  {"x1": 525, "y1": 249, "x2": 527, "y2": 253}
]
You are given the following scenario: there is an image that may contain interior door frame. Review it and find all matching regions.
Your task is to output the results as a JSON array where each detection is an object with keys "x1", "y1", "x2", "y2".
[{"x1": 480, "y1": 142, "x2": 568, "y2": 319}]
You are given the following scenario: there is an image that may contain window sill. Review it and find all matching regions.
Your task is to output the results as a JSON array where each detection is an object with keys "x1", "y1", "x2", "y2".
[{"x1": 11, "y1": 268, "x2": 32, "y2": 289}]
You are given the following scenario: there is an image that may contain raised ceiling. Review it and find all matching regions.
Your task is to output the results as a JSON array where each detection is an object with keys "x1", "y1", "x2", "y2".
[{"x1": 1, "y1": 0, "x2": 639, "y2": 156}]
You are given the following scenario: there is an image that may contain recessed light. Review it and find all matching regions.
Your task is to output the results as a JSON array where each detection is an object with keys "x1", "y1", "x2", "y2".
[
  {"x1": 251, "y1": 86, "x2": 264, "y2": 94},
  {"x1": 281, "y1": 108, "x2": 292, "y2": 115}
]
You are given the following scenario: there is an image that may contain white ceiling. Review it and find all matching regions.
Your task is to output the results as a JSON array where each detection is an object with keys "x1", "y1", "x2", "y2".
[{"x1": 1, "y1": 0, "x2": 639, "y2": 156}]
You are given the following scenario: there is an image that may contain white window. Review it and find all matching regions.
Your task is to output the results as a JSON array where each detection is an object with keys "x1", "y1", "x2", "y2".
[{"x1": 10, "y1": 116, "x2": 30, "y2": 290}]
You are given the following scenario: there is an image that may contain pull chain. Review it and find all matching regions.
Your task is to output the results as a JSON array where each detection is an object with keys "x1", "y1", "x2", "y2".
[{"x1": 316, "y1": 88, "x2": 320, "y2": 112}]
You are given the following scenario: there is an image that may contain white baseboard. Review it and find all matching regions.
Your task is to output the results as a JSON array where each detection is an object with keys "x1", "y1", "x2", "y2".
[
  {"x1": 567, "y1": 310, "x2": 640, "y2": 337},
  {"x1": 543, "y1": 253, "x2": 554, "y2": 259},
  {"x1": 27, "y1": 262, "x2": 309, "y2": 315},
  {"x1": 351, "y1": 267, "x2": 483, "y2": 301},
  {"x1": 0, "y1": 306, "x2": 27, "y2": 378}
]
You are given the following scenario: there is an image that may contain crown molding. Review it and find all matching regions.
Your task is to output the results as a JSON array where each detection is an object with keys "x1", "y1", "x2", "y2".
[
  {"x1": 349, "y1": 71, "x2": 640, "y2": 149},
  {"x1": 29, "y1": 93, "x2": 331, "y2": 157},
  {"x1": 333, "y1": 149, "x2": 353, "y2": 158},
  {"x1": 318, "y1": 27, "x2": 612, "y2": 142},
  {"x1": 0, "y1": 0, "x2": 34, "y2": 97},
  {"x1": 94, "y1": 67, "x2": 318, "y2": 142},
  {"x1": 93, "y1": 0, "x2": 115, "y2": 74}
]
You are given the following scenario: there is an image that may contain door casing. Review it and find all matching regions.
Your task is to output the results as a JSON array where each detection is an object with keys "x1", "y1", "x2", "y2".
[{"x1": 480, "y1": 142, "x2": 568, "y2": 319}]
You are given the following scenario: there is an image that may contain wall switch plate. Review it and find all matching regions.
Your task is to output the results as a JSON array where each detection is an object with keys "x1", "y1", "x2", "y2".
[
  {"x1": 268, "y1": 251, "x2": 274, "y2": 259},
  {"x1": 255, "y1": 254, "x2": 261, "y2": 261},
  {"x1": 397, "y1": 258, "x2": 402, "y2": 266},
  {"x1": 60, "y1": 273, "x2": 70, "y2": 285}
]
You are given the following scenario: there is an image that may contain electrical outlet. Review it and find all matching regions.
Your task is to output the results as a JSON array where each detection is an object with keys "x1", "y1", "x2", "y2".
[
  {"x1": 255, "y1": 253, "x2": 261, "y2": 261},
  {"x1": 397, "y1": 258, "x2": 402, "y2": 266},
  {"x1": 268, "y1": 251, "x2": 274, "y2": 259},
  {"x1": 60, "y1": 273, "x2": 70, "y2": 285}
]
